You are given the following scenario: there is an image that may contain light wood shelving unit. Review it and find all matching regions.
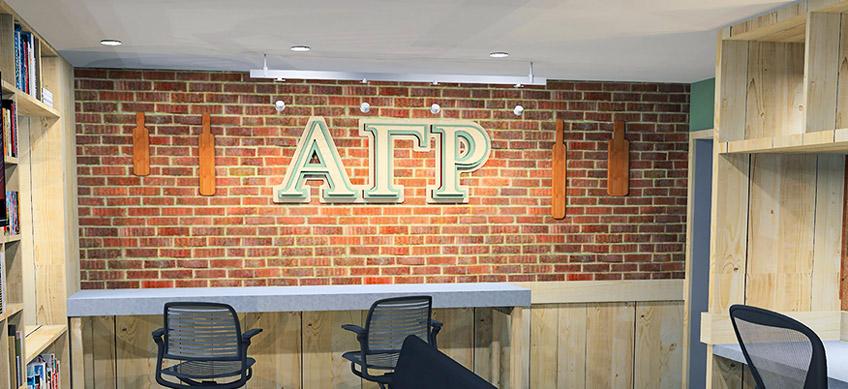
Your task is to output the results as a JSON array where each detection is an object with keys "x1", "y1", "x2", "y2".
[
  {"x1": 0, "y1": 1, "x2": 78, "y2": 388},
  {"x1": 704, "y1": 0, "x2": 848, "y2": 386}
]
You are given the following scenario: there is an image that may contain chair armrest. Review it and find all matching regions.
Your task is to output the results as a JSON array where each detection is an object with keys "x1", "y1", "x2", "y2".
[
  {"x1": 152, "y1": 328, "x2": 165, "y2": 346},
  {"x1": 242, "y1": 328, "x2": 263, "y2": 344},
  {"x1": 429, "y1": 320, "x2": 443, "y2": 348},
  {"x1": 342, "y1": 324, "x2": 367, "y2": 343},
  {"x1": 341, "y1": 324, "x2": 365, "y2": 335}
]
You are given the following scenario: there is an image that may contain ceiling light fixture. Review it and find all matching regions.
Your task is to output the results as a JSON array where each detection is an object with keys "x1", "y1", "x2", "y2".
[
  {"x1": 251, "y1": 59, "x2": 545, "y2": 86},
  {"x1": 100, "y1": 39, "x2": 122, "y2": 46},
  {"x1": 430, "y1": 103, "x2": 441, "y2": 114},
  {"x1": 290, "y1": 45, "x2": 311, "y2": 52},
  {"x1": 489, "y1": 51, "x2": 509, "y2": 58},
  {"x1": 274, "y1": 100, "x2": 286, "y2": 113},
  {"x1": 513, "y1": 105, "x2": 525, "y2": 116},
  {"x1": 360, "y1": 102, "x2": 371, "y2": 113}
]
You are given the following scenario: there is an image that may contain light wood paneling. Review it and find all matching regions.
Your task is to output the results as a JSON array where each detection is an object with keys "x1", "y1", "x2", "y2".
[
  {"x1": 701, "y1": 310, "x2": 841, "y2": 345},
  {"x1": 744, "y1": 42, "x2": 805, "y2": 139},
  {"x1": 472, "y1": 307, "x2": 498, "y2": 384},
  {"x1": 728, "y1": 1, "x2": 806, "y2": 43},
  {"x1": 518, "y1": 279, "x2": 682, "y2": 304},
  {"x1": 89, "y1": 316, "x2": 117, "y2": 388},
  {"x1": 837, "y1": 14, "x2": 848, "y2": 128},
  {"x1": 709, "y1": 154, "x2": 750, "y2": 313},
  {"x1": 716, "y1": 40, "x2": 749, "y2": 142},
  {"x1": 557, "y1": 304, "x2": 587, "y2": 389},
  {"x1": 585, "y1": 302, "x2": 634, "y2": 389},
  {"x1": 242, "y1": 312, "x2": 302, "y2": 389},
  {"x1": 708, "y1": 351, "x2": 743, "y2": 389},
  {"x1": 115, "y1": 315, "x2": 159, "y2": 389},
  {"x1": 529, "y1": 305, "x2": 558, "y2": 389},
  {"x1": 805, "y1": 12, "x2": 841, "y2": 132},
  {"x1": 634, "y1": 302, "x2": 683, "y2": 389},
  {"x1": 812, "y1": 155, "x2": 845, "y2": 310},
  {"x1": 431, "y1": 308, "x2": 474, "y2": 370},
  {"x1": 746, "y1": 154, "x2": 817, "y2": 311},
  {"x1": 302, "y1": 310, "x2": 362, "y2": 389}
]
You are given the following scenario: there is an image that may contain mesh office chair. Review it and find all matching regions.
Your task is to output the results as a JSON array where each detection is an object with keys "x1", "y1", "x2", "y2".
[
  {"x1": 393, "y1": 335, "x2": 496, "y2": 389},
  {"x1": 729, "y1": 304, "x2": 827, "y2": 389},
  {"x1": 341, "y1": 296, "x2": 443, "y2": 389},
  {"x1": 152, "y1": 302, "x2": 263, "y2": 389}
]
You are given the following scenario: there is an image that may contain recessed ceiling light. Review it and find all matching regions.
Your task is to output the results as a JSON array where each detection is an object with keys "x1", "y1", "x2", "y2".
[
  {"x1": 290, "y1": 45, "x2": 311, "y2": 52},
  {"x1": 100, "y1": 39, "x2": 122, "y2": 47},
  {"x1": 489, "y1": 51, "x2": 509, "y2": 58}
]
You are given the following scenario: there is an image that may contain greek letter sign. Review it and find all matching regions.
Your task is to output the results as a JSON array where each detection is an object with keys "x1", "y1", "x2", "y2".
[{"x1": 274, "y1": 117, "x2": 491, "y2": 204}]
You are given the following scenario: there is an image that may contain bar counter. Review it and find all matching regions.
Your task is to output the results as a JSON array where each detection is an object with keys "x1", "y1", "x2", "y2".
[
  {"x1": 66, "y1": 282, "x2": 531, "y2": 316},
  {"x1": 66, "y1": 282, "x2": 532, "y2": 388}
]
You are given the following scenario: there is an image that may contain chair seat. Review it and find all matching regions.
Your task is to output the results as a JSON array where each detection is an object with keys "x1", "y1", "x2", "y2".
[
  {"x1": 343, "y1": 351, "x2": 399, "y2": 370},
  {"x1": 161, "y1": 358, "x2": 255, "y2": 380}
]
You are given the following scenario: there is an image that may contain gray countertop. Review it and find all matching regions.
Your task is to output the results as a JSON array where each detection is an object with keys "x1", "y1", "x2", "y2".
[
  {"x1": 67, "y1": 282, "x2": 531, "y2": 317},
  {"x1": 714, "y1": 341, "x2": 848, "y2": 388}
]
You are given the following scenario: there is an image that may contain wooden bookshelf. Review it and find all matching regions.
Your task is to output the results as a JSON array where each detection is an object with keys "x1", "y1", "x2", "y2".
[
  {"x1": 0, "y1": 1, "x2": 78, "y2": 388},
  {"x1": 705, "y1": 0, "x2": 848, "y2": 386},
  {"x1": 0, "y1": 81, "x2": 58, "y2": 119},
  {"x1": 24, "y1": 324, "x2": 66, "y2": 364}
]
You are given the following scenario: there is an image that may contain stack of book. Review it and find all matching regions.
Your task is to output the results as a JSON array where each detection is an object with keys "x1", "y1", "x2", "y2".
[
  {"x1": 2, "y1": 100, "x2": 17, "y2": 158},
  {"x1": 13, "y1": 24, "x2": 41, "y2": 99},
  {"x1": 41, "y1": 88, "x2": 53, "y2": 108},
  {"x1": 7, "y1": 325, "x2": 22, "y2": 387},
  {"x1": 5, "y1": 191, "x2": 18, "y2": 236},
  {"x1": 26, "y1": 353, "x2": 60, "y2": 389}
]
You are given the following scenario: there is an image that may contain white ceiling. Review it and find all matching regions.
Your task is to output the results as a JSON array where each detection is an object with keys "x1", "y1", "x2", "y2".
[{"x1": 11, "y1": 0, "x2": 791, "y2": 83}]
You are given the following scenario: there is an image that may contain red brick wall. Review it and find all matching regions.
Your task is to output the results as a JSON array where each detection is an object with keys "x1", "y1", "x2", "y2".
[{"x1": 73, "y1": 69, "x2": 689, "y2": 289}]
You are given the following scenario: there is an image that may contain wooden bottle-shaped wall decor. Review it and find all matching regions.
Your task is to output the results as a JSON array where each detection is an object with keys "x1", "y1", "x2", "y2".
[
  {"x1": 607, "y1": 120, "x2": 630, "y2": 196},
  {"x1": 198, "y1": 113, "x2": 216, "y2": 196},
  {"x1": 551, "y1": 120, "x2": 567, "y2": 219},
  {"x1": 132, "y1": 112, "x2": 150, "y2": 176}
]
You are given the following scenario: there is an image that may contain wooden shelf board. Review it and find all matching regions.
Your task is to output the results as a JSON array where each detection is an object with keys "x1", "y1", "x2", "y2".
[
  {"x1": 726, "y1": 1, "x2": 806, "y2": 43},
  {"x1": 4, "y1": 155, "x2": 17, "y2": 165},
  {"x1": 3, "y1": 234, "x2": 21, "y2": 244},
  {"x1": 720, "y1": 130, "x2": 848, "y2": 154},
  {"x1": 0, "y1": 80, "x2": 59, "y2": 119},
  {"x1": 24, "y1": 324, "x2": 66, "y2": 364},
  {"x1": 0, "y1": 302, "x2": 22, "y2": 321}
]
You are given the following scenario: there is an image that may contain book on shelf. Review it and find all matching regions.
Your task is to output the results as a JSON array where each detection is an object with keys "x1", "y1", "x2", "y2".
[
  {"x1": 0, "y1": 249, "x2": 5, "y2": 317},
  {"x1": 2, "y1": 99, "x2": 18, "y2": 158},
  {"x1": 4, "y1": 191, "x2": 18, "y2": 236},
  {"x1": 41, "y1": 88, "x2": 53, "y2": 108},
  {"x1": 13, "y1": 24, "x2": 41, "y2": 100},
  {"x1": 8, "y1": 324, "x2": 22, "y2": 387},
  {"x1": 26, "y1": 353, "x2": 59, "y2": 389}
]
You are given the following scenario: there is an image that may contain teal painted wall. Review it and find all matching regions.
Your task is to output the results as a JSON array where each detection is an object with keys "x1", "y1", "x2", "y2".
[{"x1": 689, "y1": 78, "x2": 715, "y2": 131}]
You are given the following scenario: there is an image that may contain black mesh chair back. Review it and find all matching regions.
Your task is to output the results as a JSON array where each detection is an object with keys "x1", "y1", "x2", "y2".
[
  {"x1": 341, "y1": 296, "x2": 442, "y2": 389},
  {"x1": 365, "y1": 296, "x2": 432, "y2": 359},
  {"x1": 165, "y1": 303, "x2": 241, "y2": 361},
  {"x1": 393, "y1": 335, "x2": 496, "y2": 389},
  {"x1": 729, "y1": 304, "x2": 827, "y2": 389},
  {"x1": 153, "y1": 302, "x2": 263, "y2": 389}
]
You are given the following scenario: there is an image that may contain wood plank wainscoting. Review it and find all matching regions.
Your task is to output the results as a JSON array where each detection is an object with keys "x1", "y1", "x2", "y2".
[{"x1": 68, "y1": 279, "x2": 683, "y2": 389}]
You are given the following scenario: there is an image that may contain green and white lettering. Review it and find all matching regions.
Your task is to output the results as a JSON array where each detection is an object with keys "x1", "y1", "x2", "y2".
[
  {"x1": 428, "y1": 122, "x2": 491, "y2": 203},
  {"x1": 273, "y1": 117, "x2": 360, "y2": 203},
  {"x1": 359, "y1": 121, "x2": 431, "y2": 203},
  {"x1": 274, "y1": 117, "x2": 491, "y2": 204}
]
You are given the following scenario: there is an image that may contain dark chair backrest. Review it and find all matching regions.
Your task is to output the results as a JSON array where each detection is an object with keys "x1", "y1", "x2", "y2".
[
  {"x1": 164, "y1": 302, "x2": 242, "y2": 361},
  {"x1": 364, "y1": 296, "x2": 431, "y2": 354},
  {"x1": 729, "y1": 304, "x2": 827, "y2": 389},
  {"x1": 393, "y1": 335, "x2": 495, "y2": 389}
]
